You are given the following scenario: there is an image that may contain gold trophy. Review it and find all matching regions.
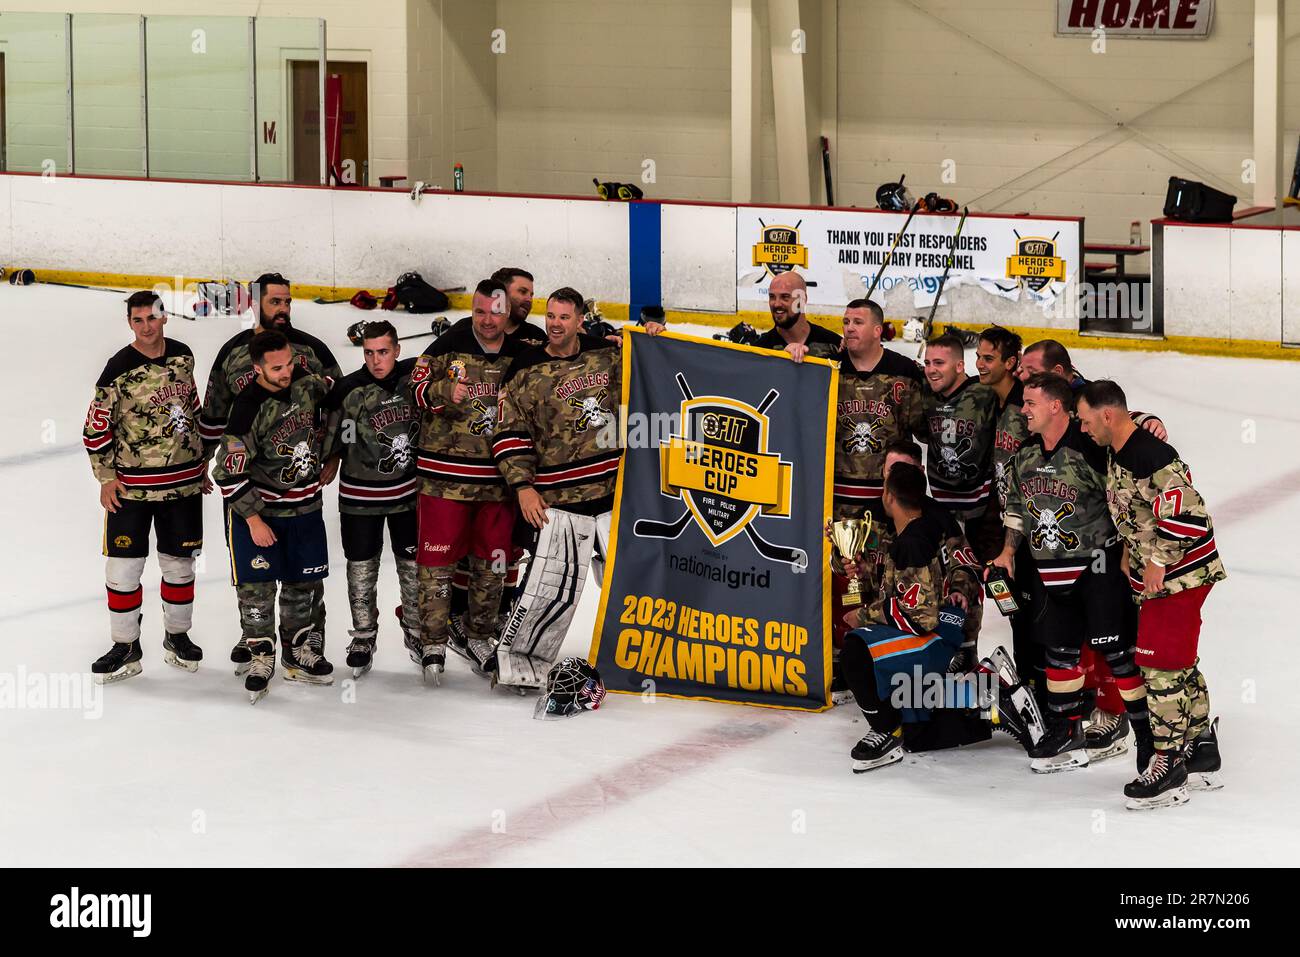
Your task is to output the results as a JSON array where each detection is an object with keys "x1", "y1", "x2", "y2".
[{"x1": 829, "y1": 515, "x2": 872, "y2": 607}]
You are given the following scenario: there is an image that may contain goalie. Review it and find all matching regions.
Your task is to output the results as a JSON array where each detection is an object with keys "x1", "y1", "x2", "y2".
[{"x1": 489, "y1": 287, "x2": 626, "y2": 690}]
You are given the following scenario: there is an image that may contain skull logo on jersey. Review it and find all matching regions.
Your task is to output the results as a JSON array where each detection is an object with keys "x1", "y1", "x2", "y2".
[
  {"x1": 163, "y1": 403, "x2": 192, "y2": 437},
  {"x1": 276, "y1": 440, "x2": 318, "y2": 485},
  {"x1": 935, "y1": 437, "x2": 977, "y2": 481},
  {"x1": 841, "y1": 415, "x2": 885, "y2": 454},
  {"x1": 1027, "y1": 500, "x2": 1079, "y2": 551},
  {"x1": 468, "y1": 398, "x2": 496, "y2": 436},
  {"x1": 569, "y1": 388, "x2": 610, "y2": 433},
  {"x1": 376, "y1": 424, "x2": 417, "y2": 474}
]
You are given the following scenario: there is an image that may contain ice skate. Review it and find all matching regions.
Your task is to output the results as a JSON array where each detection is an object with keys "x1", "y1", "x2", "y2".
[
  {"x1": 245, "y1": 640, "x2": 275, "y2": 705},
  {"x1": 162, "y1": 631, "x2": 203, "y2": 673},
  {"x1": 282, "y1": 627, "x2": 334, "y2": 685},
  {"x1": 346, "y1": 635, "x2": 375, "y2": 678},
  {"x1": 1029, "y1": 717, "x2": 1090, "y2": 773},
  {"x1": 230, "y1": 637, "x2": 252, "y2": 676},
  {"x1": 404, "y1": 634, "x2": 445, "y2": 685},
  {"x1": 1184, "y1": 717, "x2": 1223, "y2": 791},
  {"x1": 92, "y1": 639, "x2": 143, "y2": 684},
  {"x1": 1084, "y1": 708, "x2": 1131, "y2": 762},
  {"x1": 1125, "y1": 750, "x2": 1190, "y2": 810},
  {"x1": 851, "y1": 727, "x2": 904, "y2": 773}
]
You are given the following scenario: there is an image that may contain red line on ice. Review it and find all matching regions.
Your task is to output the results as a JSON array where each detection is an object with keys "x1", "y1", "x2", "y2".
[{"x1": 397, "y1": 715, "x2": 788, "y2": 867}]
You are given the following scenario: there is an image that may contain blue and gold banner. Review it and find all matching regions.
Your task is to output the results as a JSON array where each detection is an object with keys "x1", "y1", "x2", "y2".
[{"x1": 590, "y1": 329, "x2": 837, "y2": 711}]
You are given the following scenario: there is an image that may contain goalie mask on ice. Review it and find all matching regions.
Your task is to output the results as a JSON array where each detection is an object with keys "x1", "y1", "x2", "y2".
[
  {"x1": 533, "y1": 656, "x2": 606, "y2": 720},
  {"x1": 496, "y1": 508, "x2": 612, "y2": 690}
]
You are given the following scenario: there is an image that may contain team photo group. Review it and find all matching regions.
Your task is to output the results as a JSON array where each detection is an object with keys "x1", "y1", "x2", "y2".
[{"x1": 82, "y1": 265, "x2": 1224, "y2": 811}]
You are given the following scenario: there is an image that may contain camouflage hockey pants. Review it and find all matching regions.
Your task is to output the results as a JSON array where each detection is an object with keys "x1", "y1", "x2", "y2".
[
  {"x1": 1142, "y1": 662, "x2": 1210, "y2": 753},
  {"x1": 235, "y1": 580, "x2": 325, "y2": 645},
  {"x1": 347, "y1": 557, "x2": 419, "y2": 642},
  {"x1": 418, "y1": 556, "x2": 503, "y2": 649}
]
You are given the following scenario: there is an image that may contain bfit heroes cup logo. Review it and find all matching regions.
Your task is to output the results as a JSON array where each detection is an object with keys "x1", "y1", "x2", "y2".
[
  {"x1": 752, "y1": 220, "x2": 809, "y2": 279},
  {"x1": 1006, "y1": 231, "x2": 1066, "y2": 293},
  {"x1": 633, "y1": 373, "x2": 807, "y2": 571}
]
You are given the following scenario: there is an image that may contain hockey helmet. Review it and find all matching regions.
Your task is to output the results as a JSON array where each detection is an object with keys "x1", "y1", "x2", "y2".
[
  {"x1": 875, "y1": 175, "x2": 914, "y2": 212},
  {"x1": 534, "y1": 656, "x2": 607, "y2": 720},
  {"x1": 922, "y1": 192, "x2": 958, "y2": 214}
]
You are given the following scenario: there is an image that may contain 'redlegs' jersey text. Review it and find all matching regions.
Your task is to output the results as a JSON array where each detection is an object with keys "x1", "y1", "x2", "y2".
[
  {"x1": 326, "y1": 357, "x2": 418, "y2": 514},
  {"x1": 83, "y1": 339, "x2": 205, "y2": 501},
  {"x1": 1003, "y1": 419, "x2": 1117, "y2": 592}
]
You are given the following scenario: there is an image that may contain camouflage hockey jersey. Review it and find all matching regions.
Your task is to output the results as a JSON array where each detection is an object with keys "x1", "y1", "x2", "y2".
[
  {"x1": 754, "y1": 320, "x2": 843, "y2": 359},
  {"x1": 493, "y1": 336, "x2": 622, "y2": 513},
  {"x1": 832, "y1": 349, "x2": 926, "y2": 519},
  {"x1": 83, "y1": 339, "x2": 205, "y2": 501},
  {"x1": 1105, "y1": 429, "x2": 1226, "y2": 601},
  {"x1": 920, "y1": 376, "x2": 999, "y2": 519},
  {"x1": 411, "y1": 324, "x2": 526, "y2": 502},
  {"x1": 326, "y1": 357, "x2": 418, "y2": 515},
  {"x1": 1003, "y1": 419, "x2": 1117, "y2": 592},
  {"x1": 212, "y1": 366, "x2": 333, "y2": 519},
  {"x1": 199, "y1": 325, "x2": 341, "y2": 453},
  {"x1": 992, "y1": 381, "x2": 1029, "y2": 515},
  {"x1": 860, "y1": 504, "x2": 982, "y2": 613},
  {"x1": 862, "y1": 511, "x2": 947, "y2": 637}
]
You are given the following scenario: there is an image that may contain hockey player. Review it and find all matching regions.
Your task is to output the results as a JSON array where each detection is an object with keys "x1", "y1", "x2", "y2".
[
  {"x1": 199, "y1": 272, "x2": 342, "y2": 672},
  {"x1": 1017, "y1": 338, "x2": 1080, "y2": 386},
  {"x1": 212, "y1": 330, "x2": 336, "y2": 703},
  {"x1": 992, "y1": 374, "x2": 1152, "y2": 774},
  {"x1": 323, "y1": 321, "x2": 420, "y2": 677},
  {"x1": 492, "y1": 286, "x2": 623, "y2": 689},
  {"x1": 1077, "y1": 380, "x2": 1226, "y2": 809},
  {"x1": 755, "y1": 271, "x2": 842, "y2": 357},
  {"x1": 86, "y1": 291, "x2": 208, "y2": 682},
  {"x1": 918, "y1": 335, "x2": 1001, "y2": 558},
  {"x1": 410, "y1": 279, "x2": 527, "y2": 681},
  {"x1": 840, "y1": 464, "x2": 1020, "y2": 771},
  {"x1": 828, "y1": 299, "x2": 925, "y2": 521},
  {"x1": 975, "y1": 326, "x2": 1044, "y2": 705}
]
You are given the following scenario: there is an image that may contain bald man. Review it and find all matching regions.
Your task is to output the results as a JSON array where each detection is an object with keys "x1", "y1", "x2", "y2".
[{"x1": 754, "y1": 271, "x2": 842, "y2": 360}]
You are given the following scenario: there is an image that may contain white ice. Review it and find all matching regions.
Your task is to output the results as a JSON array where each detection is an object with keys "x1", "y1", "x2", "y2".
[{"x1": 1, "y1": 283, "x2": 1295, "y2": 866}]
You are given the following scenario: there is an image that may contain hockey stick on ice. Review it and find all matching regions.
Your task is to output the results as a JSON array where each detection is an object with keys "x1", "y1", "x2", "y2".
[{"x1": 916, "y1": 206, "x2": 969, "y2": 359}]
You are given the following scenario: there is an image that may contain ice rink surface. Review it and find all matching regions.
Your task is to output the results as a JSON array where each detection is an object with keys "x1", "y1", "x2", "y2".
[{"x1": 1, "y1": 283, "x2": 1296, "y2": 867}]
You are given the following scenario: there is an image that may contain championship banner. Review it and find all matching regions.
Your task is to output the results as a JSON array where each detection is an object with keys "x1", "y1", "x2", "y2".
[
  {"x1": 589, "y1": 329, "x2": 836, "y2": 711},
  {"x1": 737, "y1": 207, "x2": 1081, "y2": 310}
]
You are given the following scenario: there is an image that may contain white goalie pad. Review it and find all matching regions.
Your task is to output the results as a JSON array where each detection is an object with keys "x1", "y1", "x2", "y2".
[{"x1": 496, "y1": 509, "x2": 608, "y2": 689}]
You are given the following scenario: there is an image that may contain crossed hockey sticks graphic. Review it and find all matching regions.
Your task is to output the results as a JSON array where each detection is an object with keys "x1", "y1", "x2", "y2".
[{"x1": 633, "y1": 373, "x2": 808, "y2": 571}]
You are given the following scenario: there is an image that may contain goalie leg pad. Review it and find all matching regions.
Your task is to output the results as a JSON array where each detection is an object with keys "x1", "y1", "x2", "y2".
[{"x1": 497, "y1": 509, "x2": 597, "y2": 687}]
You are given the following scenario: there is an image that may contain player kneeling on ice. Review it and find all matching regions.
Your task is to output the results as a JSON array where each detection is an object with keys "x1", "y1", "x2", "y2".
[
  {"x1": 490, "y1": 287, "x2": 627, "y2": 691},
  {"x1": 86, "y1": 291, "x2": 209, "y2": 682},
  {"x1": 212, "y1": 331, "x2": 338, "y2": 703},
  {"x1": 840, "y1": 464, "x2": 1044, "y2": 772}
]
